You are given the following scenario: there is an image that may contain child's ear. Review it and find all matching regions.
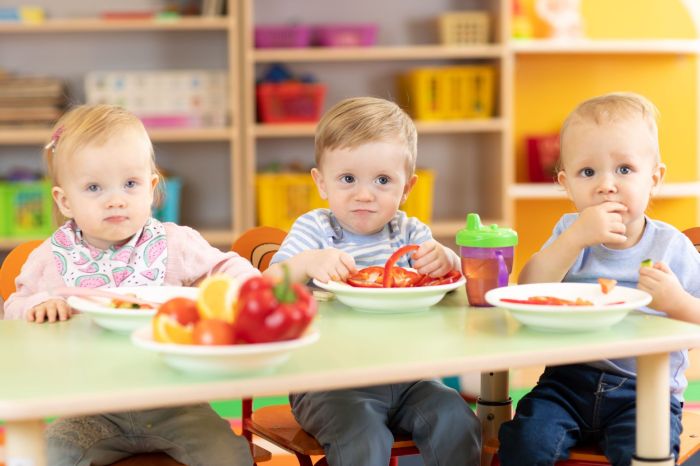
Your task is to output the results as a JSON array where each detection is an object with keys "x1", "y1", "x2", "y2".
[
  {"x1": 52, "y1": 186, "x2": 73, "y2": 219},
  {"x1": 311, "y1": 168, "x2": 327, "y2": 200},
  {"x1": 650, "y1": 162, "x2": 666, "y2": 195},
  {"x1": 557, "y1": 170, "x2": 574, "y2": 201},
  {"x1": 401, "y1": 174, "x2": 418, "y2": 204}
]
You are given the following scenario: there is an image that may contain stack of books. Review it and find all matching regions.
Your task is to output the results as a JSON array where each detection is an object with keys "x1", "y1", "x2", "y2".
[{"x1": 0, "y1": 73, "x2": 67, "y2": 127}]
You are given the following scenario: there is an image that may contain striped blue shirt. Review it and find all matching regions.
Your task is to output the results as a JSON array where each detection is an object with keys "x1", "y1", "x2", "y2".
[{"x1": 271, "y1": 208, "x2": 454, "y2": 269}]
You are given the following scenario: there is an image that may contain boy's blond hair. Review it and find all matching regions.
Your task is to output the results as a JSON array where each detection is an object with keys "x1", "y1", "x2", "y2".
[
  {"x1": 559, "y1": 92, "x2": 661, "y2": 170},
  {"x1": 44, "y1": 104, "x2": 161, "y2": 222},
  {"x1": 314, "y1": 97, "x2": 417, "y2": 174}
]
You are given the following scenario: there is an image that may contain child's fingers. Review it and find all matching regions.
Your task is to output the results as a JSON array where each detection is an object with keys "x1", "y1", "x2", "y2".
[
  {"x1": 57, "y1": 301, "x2": 72, "y2": 321},
  {"x1": 33, "y1": 308, "x2": 46, "y2": 323},
  {"x1": 339, "y1": 253, "x2": 357, "y2": 274},
  {"x1": 652, "y1": 261, "x2": 671, "y2": 273}
]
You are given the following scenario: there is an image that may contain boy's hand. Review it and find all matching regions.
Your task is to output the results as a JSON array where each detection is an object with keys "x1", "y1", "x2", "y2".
[
  {"x1": 412, "y1": 240, "x2": 453, "y2": 277},
  {"x1": 306, "y1": 249, "x2": 357, "y2": 283},
  {"x1": 570, "y1": 202, "x2": 627, "y2": 247},
  {"x1": 638, "y1": 262, "x2": 686, "y2": 313},
  {"x1": 27, "y1": 298, "x2": 72, "y2": 323}
]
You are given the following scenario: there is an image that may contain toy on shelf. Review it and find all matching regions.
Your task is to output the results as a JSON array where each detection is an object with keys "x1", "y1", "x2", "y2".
[
  {"x1": 525, "y1": 134, "x2": 560, "y2": 183},
  {"x1": 255, "y1": 25, "x2": 313, "y2": 48},
  {"x1": 535, "y1": 0, "x2": 584, "y2": 39},
  {"x1": 511, "y1": 0, "x2": 534, "y2": 39},
  {"x1": 0, "y1": 170, "x2": 53, "y2": 238},
  {"x1": 439, "y1": 11, "x2": 490, "y2": 45},
  {"x1": 85, "y1": 70, "x2": 229, "y2": 129},
  {"x1": 314, "y1": 24, "x2": 378, "y2": 47},
  {"x1": 256, "y1": 64, "x2": 326, "y2": 124}
]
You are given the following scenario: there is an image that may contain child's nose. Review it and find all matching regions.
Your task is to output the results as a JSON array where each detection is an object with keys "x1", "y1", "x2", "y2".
[
  {"x1": 354, "y1": 184, "x2": 374, "y2": 201},
  {"x1": 106, "y1": 192, "x2": 127, "y2": 208},
  {"x1": 596, "y1": 174, "x2": 617, "y2": 194}
]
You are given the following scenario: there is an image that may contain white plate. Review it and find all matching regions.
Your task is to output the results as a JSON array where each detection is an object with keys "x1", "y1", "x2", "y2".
[
  {"x1": 485, "y1": 282, "x2": 652, "y2": 332},
  {"x1": 313, "y1": 277, "x2": 465, "y2": 313},
  {"x1": 67, "y1": 286, "x2": 197, "y2": 333},
  {"x1": 131, "y1": 326, "x2": 320, "y2": 376}
]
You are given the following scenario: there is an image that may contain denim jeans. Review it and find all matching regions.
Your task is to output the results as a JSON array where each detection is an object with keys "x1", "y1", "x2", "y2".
[
  {"x1": 498, "y1": 364, "x2": 682, "y2": 466},
  {"x1": 46, "y1": 404, "x2": 253, "y2": 466},
  {"x1": 290, "y1": 380, "x2": 482, "y2": 466}
]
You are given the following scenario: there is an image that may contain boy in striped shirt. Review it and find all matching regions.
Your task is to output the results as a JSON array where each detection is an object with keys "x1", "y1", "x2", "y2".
[{"x1": 265, "y1": 97, "x2": 479, "y2": 466}]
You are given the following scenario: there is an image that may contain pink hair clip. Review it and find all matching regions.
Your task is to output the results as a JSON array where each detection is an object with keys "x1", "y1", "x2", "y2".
[{"x1": 44, "y1": 125, "x2": 64, "y2": 152}]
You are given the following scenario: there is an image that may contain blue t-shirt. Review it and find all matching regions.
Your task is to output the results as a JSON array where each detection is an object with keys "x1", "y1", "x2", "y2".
[
  {"x1": 271, "y1": 209, "x2": 454, "y2": 268},
  {"x1": 544, "y1": 213, "x2": 700, "y2": 400}
]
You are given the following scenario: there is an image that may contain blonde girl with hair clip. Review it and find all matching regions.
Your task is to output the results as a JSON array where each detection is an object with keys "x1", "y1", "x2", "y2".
[{"x1": 4, "y1": 104, "x2": 259, "y2": 465}]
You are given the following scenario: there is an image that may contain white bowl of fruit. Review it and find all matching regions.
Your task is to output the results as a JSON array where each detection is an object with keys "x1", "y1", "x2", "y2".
[{"x1": 131, "y1": 275, "x2": 319, "y2": 375}]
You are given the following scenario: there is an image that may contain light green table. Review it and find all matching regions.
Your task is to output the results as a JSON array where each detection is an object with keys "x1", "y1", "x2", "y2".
[{"x1": 2, "y1": 290, "x2": 700, "y2": 466}]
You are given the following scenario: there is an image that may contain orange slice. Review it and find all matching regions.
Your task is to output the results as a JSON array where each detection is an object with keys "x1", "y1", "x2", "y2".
[
  {"x1": 196, "y1": 275, "x2": 239, "y2": 323},
  {"x1": 153, "y1": 314, "x2": 194, "y2": 344}
]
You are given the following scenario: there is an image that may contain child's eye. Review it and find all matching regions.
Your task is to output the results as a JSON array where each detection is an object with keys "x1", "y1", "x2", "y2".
[
  {"x1": 580, "y1": 168, "x2": 595, "y2": 177},
  {"x1": 125, "y1": 180, "x2": 137, "y2": 189},
  {"x1": 617, "y1": 166, "x2": 632, "y2": 175},
  {"x1": 87, "y1": 184, "x2": 100, "y2": 192},
  {"x1": 340, "y1": 175, "x2": 355, "y2": 184},
  {"x1": 375, "y1": 176, "x2": 390, "y2": 185}
]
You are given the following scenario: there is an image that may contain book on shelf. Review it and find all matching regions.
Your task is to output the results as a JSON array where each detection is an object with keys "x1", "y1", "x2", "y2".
[
  {"x1": 0, "y1": 77, "x2": 65, "y2": 99},
  {"x1": 0, "y1": 107, "x2": 63, "y2": 122}
]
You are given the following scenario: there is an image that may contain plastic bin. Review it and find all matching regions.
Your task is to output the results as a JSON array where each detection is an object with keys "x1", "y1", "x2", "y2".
[
  {"x1": 398, "y1": 66, "x2": 494, "y2": 120},
  {"x1": 153, "y1": 177, "x2": 182, "y2": 223},
  {"x1": 0, "y1": 180, "x2": 53, "y2": 237},
  {"x1": 439, "y1": 11, "x2": 490, "y2": 45},
  {"x1": 254, "y1": 25, "x2": 313, "y2": 48},
  {"x1": 256, "y1": 82, "x2": 326, "y2": 123},
  {"x1": 314, "y1": 24, "x2": 378, "y2": 47},
  {"x1": 255, "y1": 169, "x2": 434, "y2": 230}
]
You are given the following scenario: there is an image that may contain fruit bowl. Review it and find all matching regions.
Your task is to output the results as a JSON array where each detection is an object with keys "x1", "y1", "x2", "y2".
[
  {"x1": 67, "y1": 286, "x2": 197, "y2": 332},
  {"x1": 131, "y1": 326, "x2": 320, "y2": 375}
]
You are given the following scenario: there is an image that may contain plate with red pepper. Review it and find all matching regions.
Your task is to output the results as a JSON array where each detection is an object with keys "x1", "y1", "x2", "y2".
[
  {"x1": 485, "y1": 282, "x2": 652, "y2": 332},
  {"x1": 313, "y1": 245, "x2": 465, "y2": 313}
]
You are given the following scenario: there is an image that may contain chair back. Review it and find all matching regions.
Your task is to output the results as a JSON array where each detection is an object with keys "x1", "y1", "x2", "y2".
[
  {"x1": 0, "y1": 239, "x2": 43, "y2": 301},
  {"x1": 231, "y1": 226, "x2": 287, "y2": 272},
  {"x1": 683, "y1": 227, "x2": 700, "y2": 254}
]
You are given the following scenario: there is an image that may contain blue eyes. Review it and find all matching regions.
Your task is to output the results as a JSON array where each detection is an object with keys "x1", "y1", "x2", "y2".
[
  {"x1": 87, "y1": 184, "x2": 99, "y2": 192},
  {"x1": 579, "y1": 166, "x2": 632, "y2": 177},
  {"x1": 125, "y1": 180, "x2": 137, "y2": 188},
  {"x1": 85, "y1": 180, "x2": 138, "y2": 192},
  {"x1": 376, "y1": 176, "x2": 389, "y2": 185},
  {"x1": 341, "y1": 175, "x2": 355, "y2": 183}
]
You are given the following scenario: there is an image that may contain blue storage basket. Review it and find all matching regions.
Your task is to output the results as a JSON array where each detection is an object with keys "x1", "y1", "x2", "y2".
[{"x1": 153, "y1": 177, "x2": 182, "y2": 223}]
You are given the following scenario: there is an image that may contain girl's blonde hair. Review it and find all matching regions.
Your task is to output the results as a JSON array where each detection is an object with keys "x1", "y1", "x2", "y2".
[
  {"x1": 314, "y1": 97, "x2": 417, "y2": 174},
  {"x1": 558, "y1": 92, "x2": 661, "y2": 171},
  {"x1": 44, "y1": 104, "x2": 161, "y2": 223}
]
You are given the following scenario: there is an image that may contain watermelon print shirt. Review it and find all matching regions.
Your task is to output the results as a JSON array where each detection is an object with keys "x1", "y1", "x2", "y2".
[
  {"x1": 50, "y1": 218, "x2": 167, "y2": 288},
  {"x1": 2, "y1": 221, "x2": 261, "y2": 320}
]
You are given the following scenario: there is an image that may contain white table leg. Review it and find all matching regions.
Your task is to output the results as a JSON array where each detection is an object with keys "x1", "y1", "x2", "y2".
[
  {"x1": 631, "y1": 353, "x2": 674, "y2": 466},
  {"x1": 5, "y1": 420, "x2": 46, "y2": 466},
  {"x1": 478, "y1": 371, "x2": 511, "y2": 466}
]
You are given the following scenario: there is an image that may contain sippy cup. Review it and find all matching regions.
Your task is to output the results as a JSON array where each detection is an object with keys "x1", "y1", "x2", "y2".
[{"x1": 456, "y1": 213, "x2": 518, "y2": 307}]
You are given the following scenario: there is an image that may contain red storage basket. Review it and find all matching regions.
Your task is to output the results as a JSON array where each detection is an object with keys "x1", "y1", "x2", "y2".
[
  {"x1": 256, "y1": 82, "x2": 326, "y2": 123},
  {"x1": 254, "y1": 25, "x2": 313, "y2": 48},
  {"x1": 314, "y1": 24, "x2": 378, "y2": 47}
]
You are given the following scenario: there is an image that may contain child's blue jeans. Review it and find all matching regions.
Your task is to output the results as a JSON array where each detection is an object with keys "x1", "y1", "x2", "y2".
[
  {"x1": 498, "y1": 364, "x2": 682, "y2": 466},
  {"x1": 290, "y1": 379, "x2": 482, "y2": 466},
  {"x1": 45, "y1": 403, "x2": 253, "y2": 466}
]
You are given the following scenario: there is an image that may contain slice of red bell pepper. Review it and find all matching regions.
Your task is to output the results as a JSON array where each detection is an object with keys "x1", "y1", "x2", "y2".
[
  {"x1": 234, "y1": 265, "x2": 317, "y2": 343},
  {"x1": 346, "y1": 266, "x2": 385, "y2": 288},
  {"x1": 415, "y1": 270, "x2": 462, "y2": 287},
  {"x1": 383, "y1": 245, "x2": 420, "y2": 288}
]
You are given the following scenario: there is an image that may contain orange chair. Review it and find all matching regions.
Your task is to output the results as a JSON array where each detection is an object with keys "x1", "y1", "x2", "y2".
[
  {"x1": 231, "y1": 226, "x2": 420, "y2": 466},
  {"x1": 0, "y1": 240, "x2": 271, "y2": 466},
  {"x1": 488, "y1": 226, "x2": 700, "y2": 465}
]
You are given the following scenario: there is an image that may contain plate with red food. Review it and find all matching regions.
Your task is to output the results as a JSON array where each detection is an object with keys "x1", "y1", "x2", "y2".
[
  {"x1": 313, "y1": 245, "x2": 465, "y2": 313},
  {"x1": 131, "y1": 273, "x2": 319, "y2": 375},
  {"x1": 66, "y1": 286, "x2": 197, "y2": 333},
  {"x1": 485, "y1": 281, "x2": 652, "y2": 332}
]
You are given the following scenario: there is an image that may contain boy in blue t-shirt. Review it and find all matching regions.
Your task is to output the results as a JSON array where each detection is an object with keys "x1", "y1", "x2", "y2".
[
  {"x1": 265, "y1": 97, "x2": 480, "y2": 466},
  {"x1": 499, "y1": 92, "x2": 700, "y2": 466}
]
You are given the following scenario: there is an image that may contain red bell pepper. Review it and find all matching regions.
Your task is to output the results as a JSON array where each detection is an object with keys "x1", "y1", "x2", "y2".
[
  {"x1": 500, "y1": 296, "x2": 593, "y2": 306},
  {"x1": 415, "y1": 270, "x2": 462, "y2": 287},
  {"x1": 383, "y1": 245, "x2": 420, "y2": 287},
  {"x1": 234, "y1": 266, "x2": 316, "y2": 344}
]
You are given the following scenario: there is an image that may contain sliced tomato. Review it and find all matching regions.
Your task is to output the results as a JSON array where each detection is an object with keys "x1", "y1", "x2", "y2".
[
  {"x1": 346, "y1": 266, "x2": 385, "y2": 288},
  {"x1": 501, "y1": 296, "x2": 593, "y2": 306},
  {"x1": 383, "y1": 245, "x2": 420, "y2": 287}
]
